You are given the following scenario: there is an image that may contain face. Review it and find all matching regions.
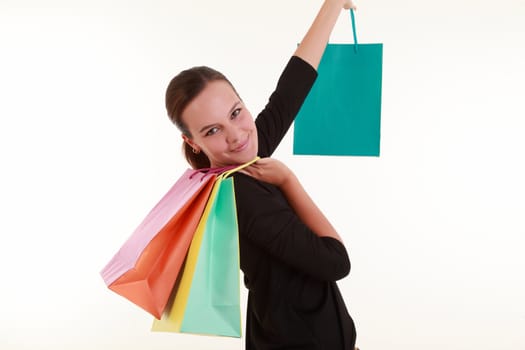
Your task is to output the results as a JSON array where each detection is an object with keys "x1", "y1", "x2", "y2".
[{"x1": 181, "y1": 80, "x2": 258, "y2": 168}]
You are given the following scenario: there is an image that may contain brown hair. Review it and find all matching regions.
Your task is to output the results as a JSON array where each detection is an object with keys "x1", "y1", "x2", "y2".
[{"x1": 165, "y1": 66, "x2": 237, "y2": 169}]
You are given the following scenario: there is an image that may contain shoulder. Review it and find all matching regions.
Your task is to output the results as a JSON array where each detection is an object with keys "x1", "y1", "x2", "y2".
[
  {"x1": 232, "y1": 173, "x2": 290, "y2": 223},
  {"x1": 232, "y1": 173, "x2": 281, "y2": 206}
]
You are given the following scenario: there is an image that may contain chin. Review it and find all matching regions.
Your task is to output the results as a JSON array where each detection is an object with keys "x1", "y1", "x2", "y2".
[
  {"x1": 243, "y1": 147, "x2": 258, "y2": 163},
  {"x1": 236, "y1": 146, "x2": 257, "y2": 163},
  {"x1": 233, "y1": 155, "x2": 255, "y2": 166}
]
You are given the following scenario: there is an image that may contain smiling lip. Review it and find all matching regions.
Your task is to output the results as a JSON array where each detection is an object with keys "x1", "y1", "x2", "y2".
[{"x1": 231, "y1": 139, "x2": 249, "y2": 153}]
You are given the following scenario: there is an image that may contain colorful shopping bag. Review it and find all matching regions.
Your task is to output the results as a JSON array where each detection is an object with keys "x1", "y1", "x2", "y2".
[
  {"x1": 100, "y1": 170, "x2": 216, "y2": 319},
  {"x1": 152, "y1": 159, "x2": 258, "y2": 337},
  {"x1": 151, "y1": 175, "x2": 222, "y2": 333},
  {"x1": 293, "y1": 9, "x2": 383, "y2": 156}
]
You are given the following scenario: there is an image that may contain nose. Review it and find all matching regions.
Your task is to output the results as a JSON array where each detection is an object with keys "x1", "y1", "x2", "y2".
[{"x1": 226, "y1": 126, "x2": 241, "y2": 145}]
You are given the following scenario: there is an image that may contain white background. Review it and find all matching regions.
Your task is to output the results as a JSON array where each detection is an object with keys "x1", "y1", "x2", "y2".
[{"x1": 1, "y1": 1, "x2": 524, "y2": 349}]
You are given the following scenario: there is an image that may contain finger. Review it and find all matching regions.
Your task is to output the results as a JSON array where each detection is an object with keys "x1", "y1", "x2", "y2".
[
  {"x1": 254, "y1": 157, "x2": 271, "y2": 165},
  {"x1": 240, "y1": 164, "x2": 261, "y2": 176}
]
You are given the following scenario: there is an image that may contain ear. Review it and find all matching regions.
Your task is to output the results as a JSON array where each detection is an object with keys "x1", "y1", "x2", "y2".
[{"x1": 182, "y1": 134, "x2": 200, "y2": 153}]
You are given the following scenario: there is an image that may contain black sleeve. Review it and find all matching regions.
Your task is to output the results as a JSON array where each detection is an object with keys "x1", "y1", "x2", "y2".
[
  {"x1": 234, "y1": 173, "x2": 350, "y2": 281},
  {"x1": 256, "y1": 56, "x2": 318, "y2": 157}
]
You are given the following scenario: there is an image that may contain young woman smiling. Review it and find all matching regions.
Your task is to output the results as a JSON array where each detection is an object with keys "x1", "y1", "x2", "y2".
[{"x1": 165, "y1": 1, "x2": 359, "y2": 349}]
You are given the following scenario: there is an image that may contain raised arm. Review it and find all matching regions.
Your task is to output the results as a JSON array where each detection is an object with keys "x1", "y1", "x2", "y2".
[{"x1": 295, "y1": 0, "x2": 356, "y2": 70}]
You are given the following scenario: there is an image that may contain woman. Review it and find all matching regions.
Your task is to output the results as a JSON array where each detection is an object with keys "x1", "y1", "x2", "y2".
[{"x1": 166, "y1": 1, "x2": 358, "y2": 349}]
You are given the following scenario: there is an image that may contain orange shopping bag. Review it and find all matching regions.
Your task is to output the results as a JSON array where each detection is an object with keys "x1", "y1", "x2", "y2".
[{"x1": 101, "y1": 170, "x2": 216, "y2": 319}]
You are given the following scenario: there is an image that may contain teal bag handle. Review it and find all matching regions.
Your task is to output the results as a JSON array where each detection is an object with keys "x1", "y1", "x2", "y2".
[{"x1": 350, "y1": 9, "x2": 358, "y2": 53}]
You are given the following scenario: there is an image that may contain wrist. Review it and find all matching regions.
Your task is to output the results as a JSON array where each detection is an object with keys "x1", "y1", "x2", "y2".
[
  {"x1": 326, "y1": 0, "x2": 346, "y2": 7},
  {"x1": 326, "y1": 0, "x2": 355, "y2": 10}
]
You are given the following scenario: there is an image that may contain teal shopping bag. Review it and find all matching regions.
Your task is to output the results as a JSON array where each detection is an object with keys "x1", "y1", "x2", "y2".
[
  {"x1": 294, "y1": 10, "x2": 383, "y2": 156},
  {"x1": 179, "y1": 175, "x2": 241, "y2": 337}
]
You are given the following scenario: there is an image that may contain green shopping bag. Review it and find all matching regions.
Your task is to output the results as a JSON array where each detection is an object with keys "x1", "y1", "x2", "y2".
[
  {"x1": 181, "y1": 175, "x2": 241, "y2": 337},
  {"x1": 294, "y1": 10, "x2": 383, "y2": 156}
]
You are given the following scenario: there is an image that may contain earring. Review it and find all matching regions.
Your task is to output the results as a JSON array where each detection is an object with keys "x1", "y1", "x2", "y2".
[{"x1": 192, "y1": 148, "x2": 200, "y2": 154}]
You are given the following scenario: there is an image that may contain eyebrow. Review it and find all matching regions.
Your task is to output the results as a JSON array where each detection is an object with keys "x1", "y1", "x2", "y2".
[{"x1": 198, "y1": 100, "x2": 242, "y2": 134}]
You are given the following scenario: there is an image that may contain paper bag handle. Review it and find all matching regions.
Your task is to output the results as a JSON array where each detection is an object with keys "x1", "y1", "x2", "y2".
[
  {"x1": 222, "y1": 157, "x2": 260, "y2": 178},
  {"x1": 350, "y1": 9, "x2": 358, "y2": 53},
  {"x1": 190, "y1": 157, "x2": 259, "y2": 180}
]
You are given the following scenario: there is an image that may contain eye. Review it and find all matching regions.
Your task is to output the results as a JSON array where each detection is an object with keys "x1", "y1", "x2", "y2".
[
  {"x1": 231, "y1": 108, "x2": 241, "y2": 119},
  {"x1": 205, "y1": 126, "x2": 220, "y2": 136}
]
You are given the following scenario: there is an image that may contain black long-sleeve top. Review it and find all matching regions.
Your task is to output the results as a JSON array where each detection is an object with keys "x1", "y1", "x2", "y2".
[{"x1": 233, "y1": 56, "x2": 357, "y2": 349}]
